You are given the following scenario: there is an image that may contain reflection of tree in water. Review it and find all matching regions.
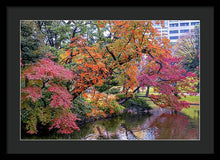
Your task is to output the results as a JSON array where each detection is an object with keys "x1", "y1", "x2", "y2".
[
  {"x1": 65, "y1": 123, "x2": 96, "y2": 139},
  {"x1": 80, "y1": 113, "x2": 153, "y2": 140},
  {"x1": 94, "y1": 117, "x2": 124, "y2": 139},
  {"x1": 149, "y1": 113, "x2": 199, "y2": 139},
  {"x1": 141, "y1": 127, "x2": 158, "y2": 140},
  {"x1": 121, "y1": 113, "x2": 152, "y2": 130},
  {"x1": 95, "y1": 116, "x2": 123, "y2": 132},
  {"x1": 116, "y1": 113, "x2": 154, "y2": 140},
  {"x1": 120, "y1": 123, "x2": 139, "y2": 140},
  {"x1": 38, "y1": 111, "x2": 198, "y2": 140},
  {"x1": 79, "y1": 116, "x2": 125, "y2": 139}
]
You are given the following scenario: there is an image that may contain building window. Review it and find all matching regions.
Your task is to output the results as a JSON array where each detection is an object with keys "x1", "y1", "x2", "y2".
[
  {"x1": 191, "y1": 22, "x2": 200, "y2": 26},
  {"x1": 169, "y1": 30, "x2": 178, "y2": 34},
  {"x1": 180, "y1": 29, "x2": 189, "y2": 33},
  {"x1": 169, "y1": 23, "x2": 178, "y2": 27},
  {"x1": 170, "y1": 36, "x2": 179, "y2": 40},
  {"x1": 180, "y1": 23, "x2": 189, "y2": 26}
]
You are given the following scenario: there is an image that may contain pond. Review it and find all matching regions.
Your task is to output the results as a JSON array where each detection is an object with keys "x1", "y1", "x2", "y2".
[{"x1": 22, "y1": 107, "x2": 199, "y2": 140}]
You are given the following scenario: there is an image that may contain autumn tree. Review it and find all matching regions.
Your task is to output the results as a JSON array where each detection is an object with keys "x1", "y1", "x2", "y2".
[
  {"x1": 59, "y1": 20, "x2": 199, "y2": 111},
  {"x1": 21, "y1": 54, "x2": 80, "y2": 134},
  {"x1": 59, "y1": 20, "x2": 166, "y2": 99},
  {"x1": 137, "y1": 55, "x2": 198, "y2": 112},
  {"x1": 173, "y1": 25, "x2": 200, "y2": 74},
  {"x1": 21, "y1": 21, "x2": 46, "y2": 66}
]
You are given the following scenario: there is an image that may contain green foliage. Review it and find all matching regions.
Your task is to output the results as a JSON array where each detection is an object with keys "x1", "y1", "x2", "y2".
[
  {"x1": 36, "y1": 20, "x2": 72, "y2": 48},
  {"x1": 95, "y1": 84, "x2": 112, "y2": 92},
  {"x1": 105, "y1": 86, "x2": 121, "y2": 94},
  {"x1": 35, "y1": 107, "x2": 52, "y2": 125},
  {"x1": 174, "y1": 25, "x2": 200, "y2": 74},
  {"x1": 122, "y1": 97, "x2": 152, "y2": 110},
  {"x1": 110, "y1": 102, "x2": 124, "y2": 114},
  {"x1": 72, "y1": 95, "x2": 93, "y2": 120},
  {"x1": 182, "y1": 55, "x2": 199, "y2": 73},
  {"x1": 21, "y1": 109, "x2": 31, "y2": 123},
  {"x1": 115, "y1": 93, "x2": 127, "y2": 101},
  {"x1": 116, "y1": 93, "x2": 152, "y2": 110},
  {"x1": 21, "y1": 21, "x2": 45, "y2": 65},
  {"x1": 95, "y1": 78, "x2": 119, "y2": 92},
  {"x1": 24, "y1": 110, "x2": 38, "y2": 134}
]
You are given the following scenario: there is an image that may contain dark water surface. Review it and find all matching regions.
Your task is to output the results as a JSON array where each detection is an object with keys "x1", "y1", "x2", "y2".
[{"x1": 22, "y1": 107, "x2": 199, "y2": 140}]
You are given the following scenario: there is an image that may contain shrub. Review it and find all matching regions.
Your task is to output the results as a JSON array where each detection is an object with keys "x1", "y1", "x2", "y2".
[
  {"x1": 71, "y1": 95, "x2": 93, "y2": 121},
  {"x1": 122, "y1": 97, "x2": 152, "y2": 110},
  {"x1": 106, "y1": 86, "x2": 121, "y2": 94},
  {"x1": 85, "y1": 93, "x2": 125, "y2": 118},
  {"x1": 115, "y1": 93, "x2": 127, "y2": 101}
]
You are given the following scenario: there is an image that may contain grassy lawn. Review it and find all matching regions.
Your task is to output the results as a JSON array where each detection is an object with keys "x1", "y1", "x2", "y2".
[
  {"x1": 181, "y1": 106, "x2": 200, "y2": 119},
  {"x1": 179, "y1": 95, "x2": 200, "y2": 104},
  {"x1": 135, "y1": 87, "x2": 158, "y2": 97},
  {"x1": 146, "y1": 98, "x2": 158, "y2": 108},
  {"x1": 148, "y1": 94, "x2": 200, "y2": 119},
  {"x1": 179, "y1": 95, "x2": 200, "y2": 119},
  {"x1": 136, "y1": 88, "x2": 200, "y2": 118},
  {"x1": 135, "y1": 88, "x2": 158, "y2": 108}
]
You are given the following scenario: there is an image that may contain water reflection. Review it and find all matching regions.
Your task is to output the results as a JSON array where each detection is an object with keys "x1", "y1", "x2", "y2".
[
  {"x1": 23, "y1": 108, "x2": 199, "y2": 140},
  {"x1": 149, "y1": 113, "x2": 199, "y2": 139},
  {"x1": 61, "y1": 108, "x2": 199, "y2": 140}
]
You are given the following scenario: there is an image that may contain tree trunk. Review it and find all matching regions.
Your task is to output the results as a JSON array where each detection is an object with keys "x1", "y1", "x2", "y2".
[
  {"x1": 137, "y1": 87, "x2": 140, "y2": 93},
  {"x1": 118, "y1": 86, "x2": 141, "y2": 104},
  {"x1": 145, "y1": 86, "x2": 150, "y2": 97},
  {"x1": 25, "y1": 76, "x2": 29, "y2": 87}
]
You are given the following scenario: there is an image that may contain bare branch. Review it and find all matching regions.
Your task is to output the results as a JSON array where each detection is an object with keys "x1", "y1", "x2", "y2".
[{"x1": 106, "y1": 46, "x2": 117, "y2": 61}]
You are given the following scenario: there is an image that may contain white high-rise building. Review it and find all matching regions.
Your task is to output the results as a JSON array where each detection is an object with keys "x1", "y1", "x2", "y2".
[
  {"x1": 168, "y1": 20, "x2": 200, "y2": 43},
  {"x1": 154, "y1": 20, "x2": 200, "y2": 44}
]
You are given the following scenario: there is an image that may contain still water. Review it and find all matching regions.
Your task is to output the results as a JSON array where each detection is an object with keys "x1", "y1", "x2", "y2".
[{"x1": 23, "y1": 107, "x2": 199, "y2": 140}]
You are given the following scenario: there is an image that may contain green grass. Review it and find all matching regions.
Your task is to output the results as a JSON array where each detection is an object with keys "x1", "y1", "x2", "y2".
[
  {"x1": 136, "y1": 88, "x2": 200, "y2": 118},
  {"x1": 147, "y1": 95, "x2": 200, "y2": 118},
  {"x1": 135, "y1": 87, "x2": 158, "y2": 97},
  {"x1": 179, "y1": 95, "x2": 200, "y2": 119},
  {"x1": 181, "y1": 106, "x2": 200, "y2": 119},
  {"x1": 135, "y1": 88, "x2": 158, "y2": 108},
  {"x1": 179, "y1": 95, "x2": 200, "y2": 104},
  {"x1": 146, "y1": 99, "x2": 158, "y2": 108}
]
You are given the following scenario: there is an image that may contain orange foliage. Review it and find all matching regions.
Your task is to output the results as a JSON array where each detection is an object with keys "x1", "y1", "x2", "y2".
[
  {"x1": 85, "y1": 92, "x2": 120, "y2": 118},
  {"x1": 59, "y1": 20, "x2": 172, "y2": 100}
]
